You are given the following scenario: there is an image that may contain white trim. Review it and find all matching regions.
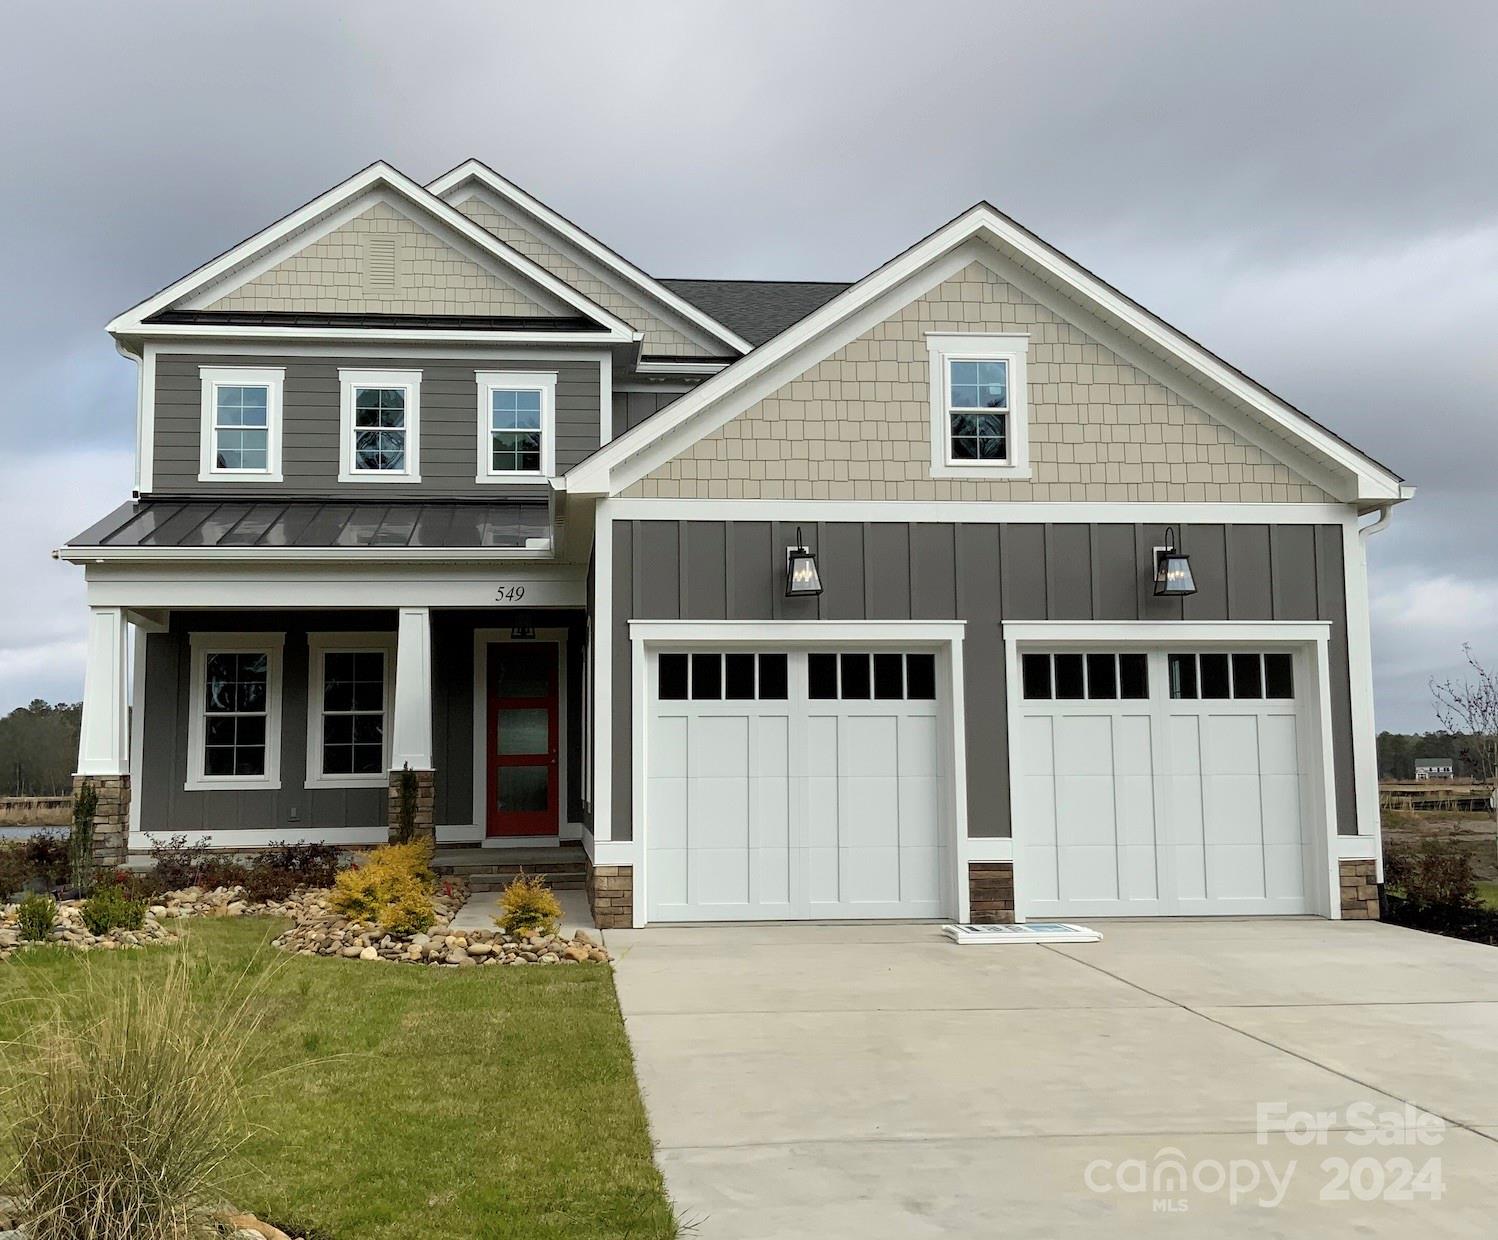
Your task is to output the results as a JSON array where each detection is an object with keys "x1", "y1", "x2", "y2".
[
  {"x1": 1346, "y1": 511, "x2": 1388, "y2": 856},
  {"x1": 1336, "y1": 835, "x2": 1380, "y2": 861},
  {"x1": 592, "y1": 503, "x2": 614, "y2": 846},
  {"x1": 146, "y1": 341, "x2": 618, "y2": 362},
  {"x1": 134, "y1": 325, "x2": 629, "y2": 346},
  {"x1": 128, "y1": 623, "x2": 145, "y2": 835},
  {"x1": 61, "y1": 546, "x2": 555, "y2": 565},
  {"x1": 599, "y1": 352, "x2": 613, "y2": 445},
  {"x1": 391, "y1": 608, "x2": 433, "y2": 771},
  {"x1": 474, "y1": 370, "x2": 556, "y2": 483},
  {"x1": 1001, "y1": 620, "x2": 1331, "y2": 644},
  {"x1": 338, "y1": 369, "x2": 422, "y2": 483},
  {"x1": 133, "y1": 827, "x2": 384, "y2": 851},
  {"x1": 77, "y1": 607, "x2": 131, "y2": 777},
  {"x1": 1001, "y1": 620, "x2": 1340, "y2": 920},
  {"x1": 304, "y1": 633, "x2": 396, "y2": 790},
  {"x1": 80, "y1": 562, "x2": 587, "y2": 611},
  {"x1": 632, "y1": 359, "x2": 731, "y2": 376},
  {"x1": 428, "y1": 160, "x2": 751, "y2": 354},
  {"x1": 628, "y1": 620, "x2": 966, "y2": 643},
  {"x1": 963, "y1": 838, "x2": 1014, "y2": 863},
  {"x1": 605, "y1": 498, "x2": 1358, "y2": 526},
  {"x1": 926, "y1": 332, "x2": 1031, "y2": 480},
  {"x1": 185, "y1": 632, "x2": 284, "y2": 792},
  {"x1": 197, "y1": 366, "x2": 285, "y2": 483},
  {"x1": 470, "y1": 628, "x2": 570, "y2": 841},
  {"x1": 567, "y1": 208, "x2": 1403, "y2": 501},
  {"x1": 109, "y1": 163, "x2": 634, "y2": 339},
  {"x1": 629, "y1": 619, "x2": 967, "y2": 927}
]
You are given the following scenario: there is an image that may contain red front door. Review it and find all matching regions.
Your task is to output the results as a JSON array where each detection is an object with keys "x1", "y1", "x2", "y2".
[{"x1": 485, "y1": 643, "x2": 559, "y2": 838}]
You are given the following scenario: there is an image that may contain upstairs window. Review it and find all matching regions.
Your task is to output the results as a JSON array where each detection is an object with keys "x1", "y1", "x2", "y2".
[
  {"x1": 339, "y1": 369, "x2": 421, "y2": 482},
  {"x1": 476, "y1": 371, "x2": 556, "y2": 481},
  {"x1": 947, "y1": 359, "x2": 1008, "y2": 462},
  {"x1": 198, "y1": 367, "x2": 283, "y2": 482},
  {"x1": 927, "y1": 333, "x2": 1030, "y2": 480}
]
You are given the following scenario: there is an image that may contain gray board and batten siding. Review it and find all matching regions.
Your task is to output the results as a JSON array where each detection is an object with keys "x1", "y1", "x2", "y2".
[
  {"x1": 609, "y1": 520, "x2": 1355, "y2": 842},
  {"x1": 152, "y1": 354, "x2": 601, "y2": 496},
  {"x1": 138, "y1": 610, "x2": 588, "y2": 837}
]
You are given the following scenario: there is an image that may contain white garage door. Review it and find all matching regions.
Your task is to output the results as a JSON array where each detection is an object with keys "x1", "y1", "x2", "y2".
[
  {"x1": 1018, "y1": 648, "x2": 1312, "y2": 917},
  {"x1": 646, "y1": 649, "x2": 951, "y2": 922}
]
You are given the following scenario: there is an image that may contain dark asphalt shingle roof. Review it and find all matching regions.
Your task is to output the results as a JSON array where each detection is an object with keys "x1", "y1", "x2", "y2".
[
  {"x1": 659, "y1": 279, "x2": 851, "y2": 347},
  {"x1": 68, "y1": 499, "x2": 550, "y2": 551}
]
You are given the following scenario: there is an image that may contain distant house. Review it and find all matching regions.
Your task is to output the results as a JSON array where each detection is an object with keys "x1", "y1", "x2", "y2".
[{"x1": 1414, "y1": 759, "x2": 1455, "y2": 781}]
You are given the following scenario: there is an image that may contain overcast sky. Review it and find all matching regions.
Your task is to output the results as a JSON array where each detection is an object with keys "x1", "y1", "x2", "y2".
[{"x1": 0, "y1": 0, "x2": 1493, "y2": 731}]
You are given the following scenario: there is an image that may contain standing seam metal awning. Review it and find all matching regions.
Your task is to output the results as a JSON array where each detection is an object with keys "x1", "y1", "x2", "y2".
[{"x1": 66, "y1": 499, "x2": 551, "y2": 551}]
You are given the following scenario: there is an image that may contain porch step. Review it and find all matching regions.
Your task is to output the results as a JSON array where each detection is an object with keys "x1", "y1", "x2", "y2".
[{"x1": 432, "y1": 845, "x2": 588, "y2": 892}]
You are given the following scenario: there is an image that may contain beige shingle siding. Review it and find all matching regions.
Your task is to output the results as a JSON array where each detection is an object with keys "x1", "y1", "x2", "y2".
[
  {"x1": 207, "y1": 202, "x2": 567, "y2": 317},
  {"x1": 454, "y1": 196, "x2": 717, "y2": 358},
  {"x1": 626, "y1": 262, "x2": 1330, "y2": 502}
]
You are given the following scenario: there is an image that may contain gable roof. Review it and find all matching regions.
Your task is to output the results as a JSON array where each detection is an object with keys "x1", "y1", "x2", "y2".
[
  {"x1": 567, "y1": 203, "x2": 1406, "y2": 504},
  {"x1": 427, "y1": 159, "x2": 753, "y2": 356},
  {"x1": 659, "y1": 280, "x2": 851, "y2": 346},
  {"x1": 108, "y1": 162, "x2": 637, "y2": 342}
]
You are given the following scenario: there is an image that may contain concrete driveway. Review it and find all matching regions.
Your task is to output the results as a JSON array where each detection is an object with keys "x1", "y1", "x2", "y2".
[{"x1": 607, "y1": 918, "x2": 1498, "y2": 1238}]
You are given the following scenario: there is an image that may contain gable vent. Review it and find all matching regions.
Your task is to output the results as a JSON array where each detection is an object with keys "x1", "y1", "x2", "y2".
[{"x1": 365, "y1": 234, "x2": 399, "y2": 292}]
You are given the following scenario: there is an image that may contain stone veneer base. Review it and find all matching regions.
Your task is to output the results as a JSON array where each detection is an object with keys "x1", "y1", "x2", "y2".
[
  {"x1": 387, "y1": 768, "x2": 436, "y2": 843},
  {"x1": 588, "y1": 863, "x2": 633, "y2": 929},
  {"x1": 1339, "y1": 858, "x2": 1380, "y2": 920},
  {"x1": 968, "y1": 861, "x2": 1015, "y2": 924},
  {"x1": 76, "y1": 774, "x2": 130, "y2": 869}
]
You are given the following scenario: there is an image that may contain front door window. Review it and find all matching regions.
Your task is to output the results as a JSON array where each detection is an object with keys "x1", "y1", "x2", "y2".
[{"x1": 486, "y1": 644, "x2": 558, "y2": 837}]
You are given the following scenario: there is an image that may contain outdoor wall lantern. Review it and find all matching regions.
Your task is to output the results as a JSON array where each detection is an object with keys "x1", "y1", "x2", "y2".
[
  {"x1": 785, "y1": 527, "x2": 823, "y2": 598},
  {"x1": 1153, "y1": 526, "x2": 1197, "y2": 597}
]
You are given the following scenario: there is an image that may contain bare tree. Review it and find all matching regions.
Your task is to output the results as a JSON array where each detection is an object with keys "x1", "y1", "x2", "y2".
[{"x1": 1430, "y1": 645, "x2": 1498, "y2": 829}]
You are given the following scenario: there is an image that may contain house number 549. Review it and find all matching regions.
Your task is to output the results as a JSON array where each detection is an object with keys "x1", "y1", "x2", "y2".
[{"x1": 495, "y1": 585, "x2": 527, "y2": 603}]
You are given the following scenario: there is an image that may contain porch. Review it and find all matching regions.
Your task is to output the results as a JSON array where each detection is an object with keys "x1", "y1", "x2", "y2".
[{"x1": 76, "y1": 604, "x2": 595, "y2": 858}]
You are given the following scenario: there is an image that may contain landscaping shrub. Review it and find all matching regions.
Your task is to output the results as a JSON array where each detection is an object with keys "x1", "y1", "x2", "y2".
[
  {"x1": 394, "y1": 764, "x2": 419, "y2": 845},
  {"x1": 69, "y1": 780, "x2": 98, "y2": 895},
  {"x1": 1383, "y1": 838, "x2": 1498, "y2": 944},
  {"x1": 330, "y1": 840, "x2": 437, "y2": 933},
  {"x1": 0, "y1": 841, "x2": 27, "y2": 900},
  {"x1": 497, "y1": 873, "x2": 562, "y2": 937},
  {"x1": 147, "y1": 834, "x2": 212, "y2": 891},
  {"x1": 23, "y1": 833, "x2": 70, "y2": 889},
  {"x1": 80, "y1": 885, "x2": 147, "y2": 936},
  {"x1": 257, "y1": 840, "x2": 341, "y2": 889},
  {"x1": 242, "y1": 863, "x2": 297, "y2": 904},
  {"x1": 4, "y1": 952, "x2": 268, "y2": 1240},
  {"x1": 17, "y1": 893, "x2": 57, "y2": 942}
]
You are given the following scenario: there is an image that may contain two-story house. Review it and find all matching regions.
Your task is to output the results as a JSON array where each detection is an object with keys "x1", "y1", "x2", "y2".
[{"x1": 59, "y1": 159, "x2": 1408, "y2": 927}]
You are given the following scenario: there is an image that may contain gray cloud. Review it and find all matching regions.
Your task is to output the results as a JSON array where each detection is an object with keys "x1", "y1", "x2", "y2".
[{"x1": 1, "y1": 0, "x2": 1495, "y2": 729}]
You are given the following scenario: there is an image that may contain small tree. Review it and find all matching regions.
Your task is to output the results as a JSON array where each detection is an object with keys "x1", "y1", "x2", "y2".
[
  {"x1": 1431, "y1": 645, "x2": 1498, "y2": 835},
  {"x1": 68, "y1": 779, "x2": 98, "y2": 895},
  {"x1": 394, "y1": 764, "x2": 418, "y2": 845}
]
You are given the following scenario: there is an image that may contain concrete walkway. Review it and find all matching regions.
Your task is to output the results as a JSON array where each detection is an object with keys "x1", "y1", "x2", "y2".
[
  {"x1": 447, "y1": 886, "x2": 595, "y2": 937},
  {"x1": 607, "y1": 918, "x2": 1498, "y2": 1238}
]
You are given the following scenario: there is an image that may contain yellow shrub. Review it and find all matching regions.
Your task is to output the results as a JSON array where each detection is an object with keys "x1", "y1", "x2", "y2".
[
  {"x1": 330, "y1": 840, "x2": 437, "y2": 932},
  {"x1": 497, "y1": 873, "x2": 562, "y2": 937}
]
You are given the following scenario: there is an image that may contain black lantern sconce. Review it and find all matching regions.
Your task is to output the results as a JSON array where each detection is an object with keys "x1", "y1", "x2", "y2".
[
  {"x1": 785, "y1": 527, "x2": 823, "y2": 598},
  {"x1": 1153, "y1": 526, "x2": 1197, "y2": 597}
]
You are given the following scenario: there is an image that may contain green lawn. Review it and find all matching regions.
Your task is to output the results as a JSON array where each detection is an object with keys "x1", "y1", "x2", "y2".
[
  {"x1": 0, "y1": 920, "x2": 677, "y2": 1240},
  {"x1": 1478, "y1": 882, "x2": 1498, "y2": 911}
]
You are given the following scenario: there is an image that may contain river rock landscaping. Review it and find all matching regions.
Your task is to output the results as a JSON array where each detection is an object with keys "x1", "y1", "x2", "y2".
[{"x1": 274, "y1": 882, "x2": 612, "y2": 966}]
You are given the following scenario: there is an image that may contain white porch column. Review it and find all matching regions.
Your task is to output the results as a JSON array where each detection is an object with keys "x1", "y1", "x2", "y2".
[
  {"x1": 391, "y1": 607, "x2": 434, "y2": 771},
  {"x1": 76, "y1": 607, "x2": 130, "y2": 776}
]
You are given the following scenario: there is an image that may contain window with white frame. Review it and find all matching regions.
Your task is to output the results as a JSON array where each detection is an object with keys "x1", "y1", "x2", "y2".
[
  {"x1": 926, "y1": 333, "x2": 1030, "y2": 480},
  {"x1": 306, "y1": 635, "x2": 394, "y2": 787},
  {"x1": 339, "y1": 369, "x2": 421, "y2": 482},
  {"x1": 476, "y1": 371, "x2": 556, "y2": 481},
  {"x1": 198, "y1": 367, "x2": 284, "y2": 482},
  {"x1": 186, "y1": 634, "x2": 283, "y2": 790}
]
